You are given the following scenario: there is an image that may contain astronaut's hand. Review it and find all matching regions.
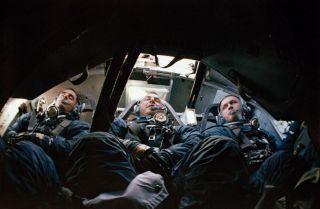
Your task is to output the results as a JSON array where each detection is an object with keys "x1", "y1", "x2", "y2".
[
  {"x1": 5, "y1": 131, "x2": 49, "y2": 145},
  {"x1": 5, "y1": 131, "x2": 32, "y2": 145},
  {"x1": 246, "y1": 149, "x2": 272, "y2": 166},
  {"x1": 34, "y1": 132, "x2": 46, "y2": 140},
  {"x1": 5, "y1": 131, "x2": 17, "y2": 145},
  {"x1": 137, "y1": 148, "x2": 171, "y2": 178}
]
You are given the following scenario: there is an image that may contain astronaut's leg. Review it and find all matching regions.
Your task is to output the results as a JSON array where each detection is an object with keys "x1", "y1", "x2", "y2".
[
  {"x1": 172, "y1": 136, "x2": 249, "y2": 209},
  {"x1": 65, "y1": 132, "x2": 137, "y2": 199},
  {"x1": 0, "y1": 141, "x2": 60, "y2": 208}
]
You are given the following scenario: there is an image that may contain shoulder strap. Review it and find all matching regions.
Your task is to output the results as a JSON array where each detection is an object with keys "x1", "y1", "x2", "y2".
[
  {"x1": 50, "y1": 119, "x2": 72, "y2": 136},
  {"x1": 27, "y1": 111, "x2": 38, "y2": 132},
  {"x1": 127, "y1": 121, "x2": 146, "y2": 143},
  {"x1": 238, "y1": 132, "x2": 254, "y2": 150}
]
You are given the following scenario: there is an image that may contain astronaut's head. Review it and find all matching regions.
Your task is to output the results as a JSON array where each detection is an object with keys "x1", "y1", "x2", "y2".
[
  {"x1": 139, "y1": 92, "x2": 164, "y2": 117},
  {"x1": 219, "y1": 95, "x2": 243, "y2": 123},
  {"x1": 55, "y1": 88, "x2": 79, "y2": 113}
]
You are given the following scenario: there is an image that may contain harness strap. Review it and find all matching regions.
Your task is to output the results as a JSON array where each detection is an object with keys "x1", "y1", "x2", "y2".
[
  {"x1": 27, "y1": 111, "x2": 38, "y2": 132},
  {"x1": 50, "y1": 119, "x2": 72, "y2": 136},
  {"x1": 239, "y1": 132, "x2": 254, "y2": 150},
  {"x1": 127, "y1": 121, "x2": 146, "y2": 143}
]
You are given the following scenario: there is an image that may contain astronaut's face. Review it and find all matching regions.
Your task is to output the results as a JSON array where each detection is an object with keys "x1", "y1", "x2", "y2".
[
  {"x1": 220, "y1": 96, "x2": 242, "y2": 122},
  {"x1": 55, "y1": 89, "x2": 78, "y2": 113},
  {"x1": 139, "y1": 93, "x2": 163, "y2": 116}
]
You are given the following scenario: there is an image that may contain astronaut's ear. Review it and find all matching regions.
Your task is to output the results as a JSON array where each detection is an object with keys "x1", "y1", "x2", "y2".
[
  {"x1": 242, "y1": 102, "x2": 251, "y2": 113},
  {"x1": 133, "y1": 101, "x2": 140, "y2": 113},
  {"x1": 217, "y1": 111, "x2": 226, "y2": 125},
  {"x1": 73, "y1": 103, "x2": 85, "y2": 115},
  {"x1": 161, "y1": 104, "x2": 168, "y2": 113},
  {"x1": 239, "y1": 99, "x2": 252, "y2": 119}
]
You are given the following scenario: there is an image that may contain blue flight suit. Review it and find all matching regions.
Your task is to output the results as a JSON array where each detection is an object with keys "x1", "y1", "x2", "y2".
[
  {"x1": 111, "y1": 117, "x2": 204, "y2": 169},
  {"x1": 7, "y1": 111, "x2": 90, "y2": 180},
  {"x1": 0, "y1": 139, "x2": 60, "y2": 208},
  {"x1": 65, "y1": 117, "x2": 203, "y2": 199},
  {"x1": 171, "y1": 124, "x2": 308, "y2": 209}
]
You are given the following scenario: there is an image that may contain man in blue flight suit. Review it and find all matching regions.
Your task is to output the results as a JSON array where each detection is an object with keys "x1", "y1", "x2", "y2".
[
  {"x1": 110, "y1": 92, "x2": 202, "y2": 176},
  {"x1": 171, "y1": 95, "x2": 308, "y2": 209},
  {"x1": 64, "y1": 92, "x2": 203, "y2": 207},
  {"x1": 4, "y1": 88, "x2": 90, "y2": 176},
  {"x1": 0, "y1": 88, "x2": 90, "y2": 208}
]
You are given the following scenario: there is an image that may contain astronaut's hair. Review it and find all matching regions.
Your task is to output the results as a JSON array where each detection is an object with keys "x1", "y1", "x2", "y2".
[{"x1": 144, "y1": 91, "x2": 159, "y2": 97}]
